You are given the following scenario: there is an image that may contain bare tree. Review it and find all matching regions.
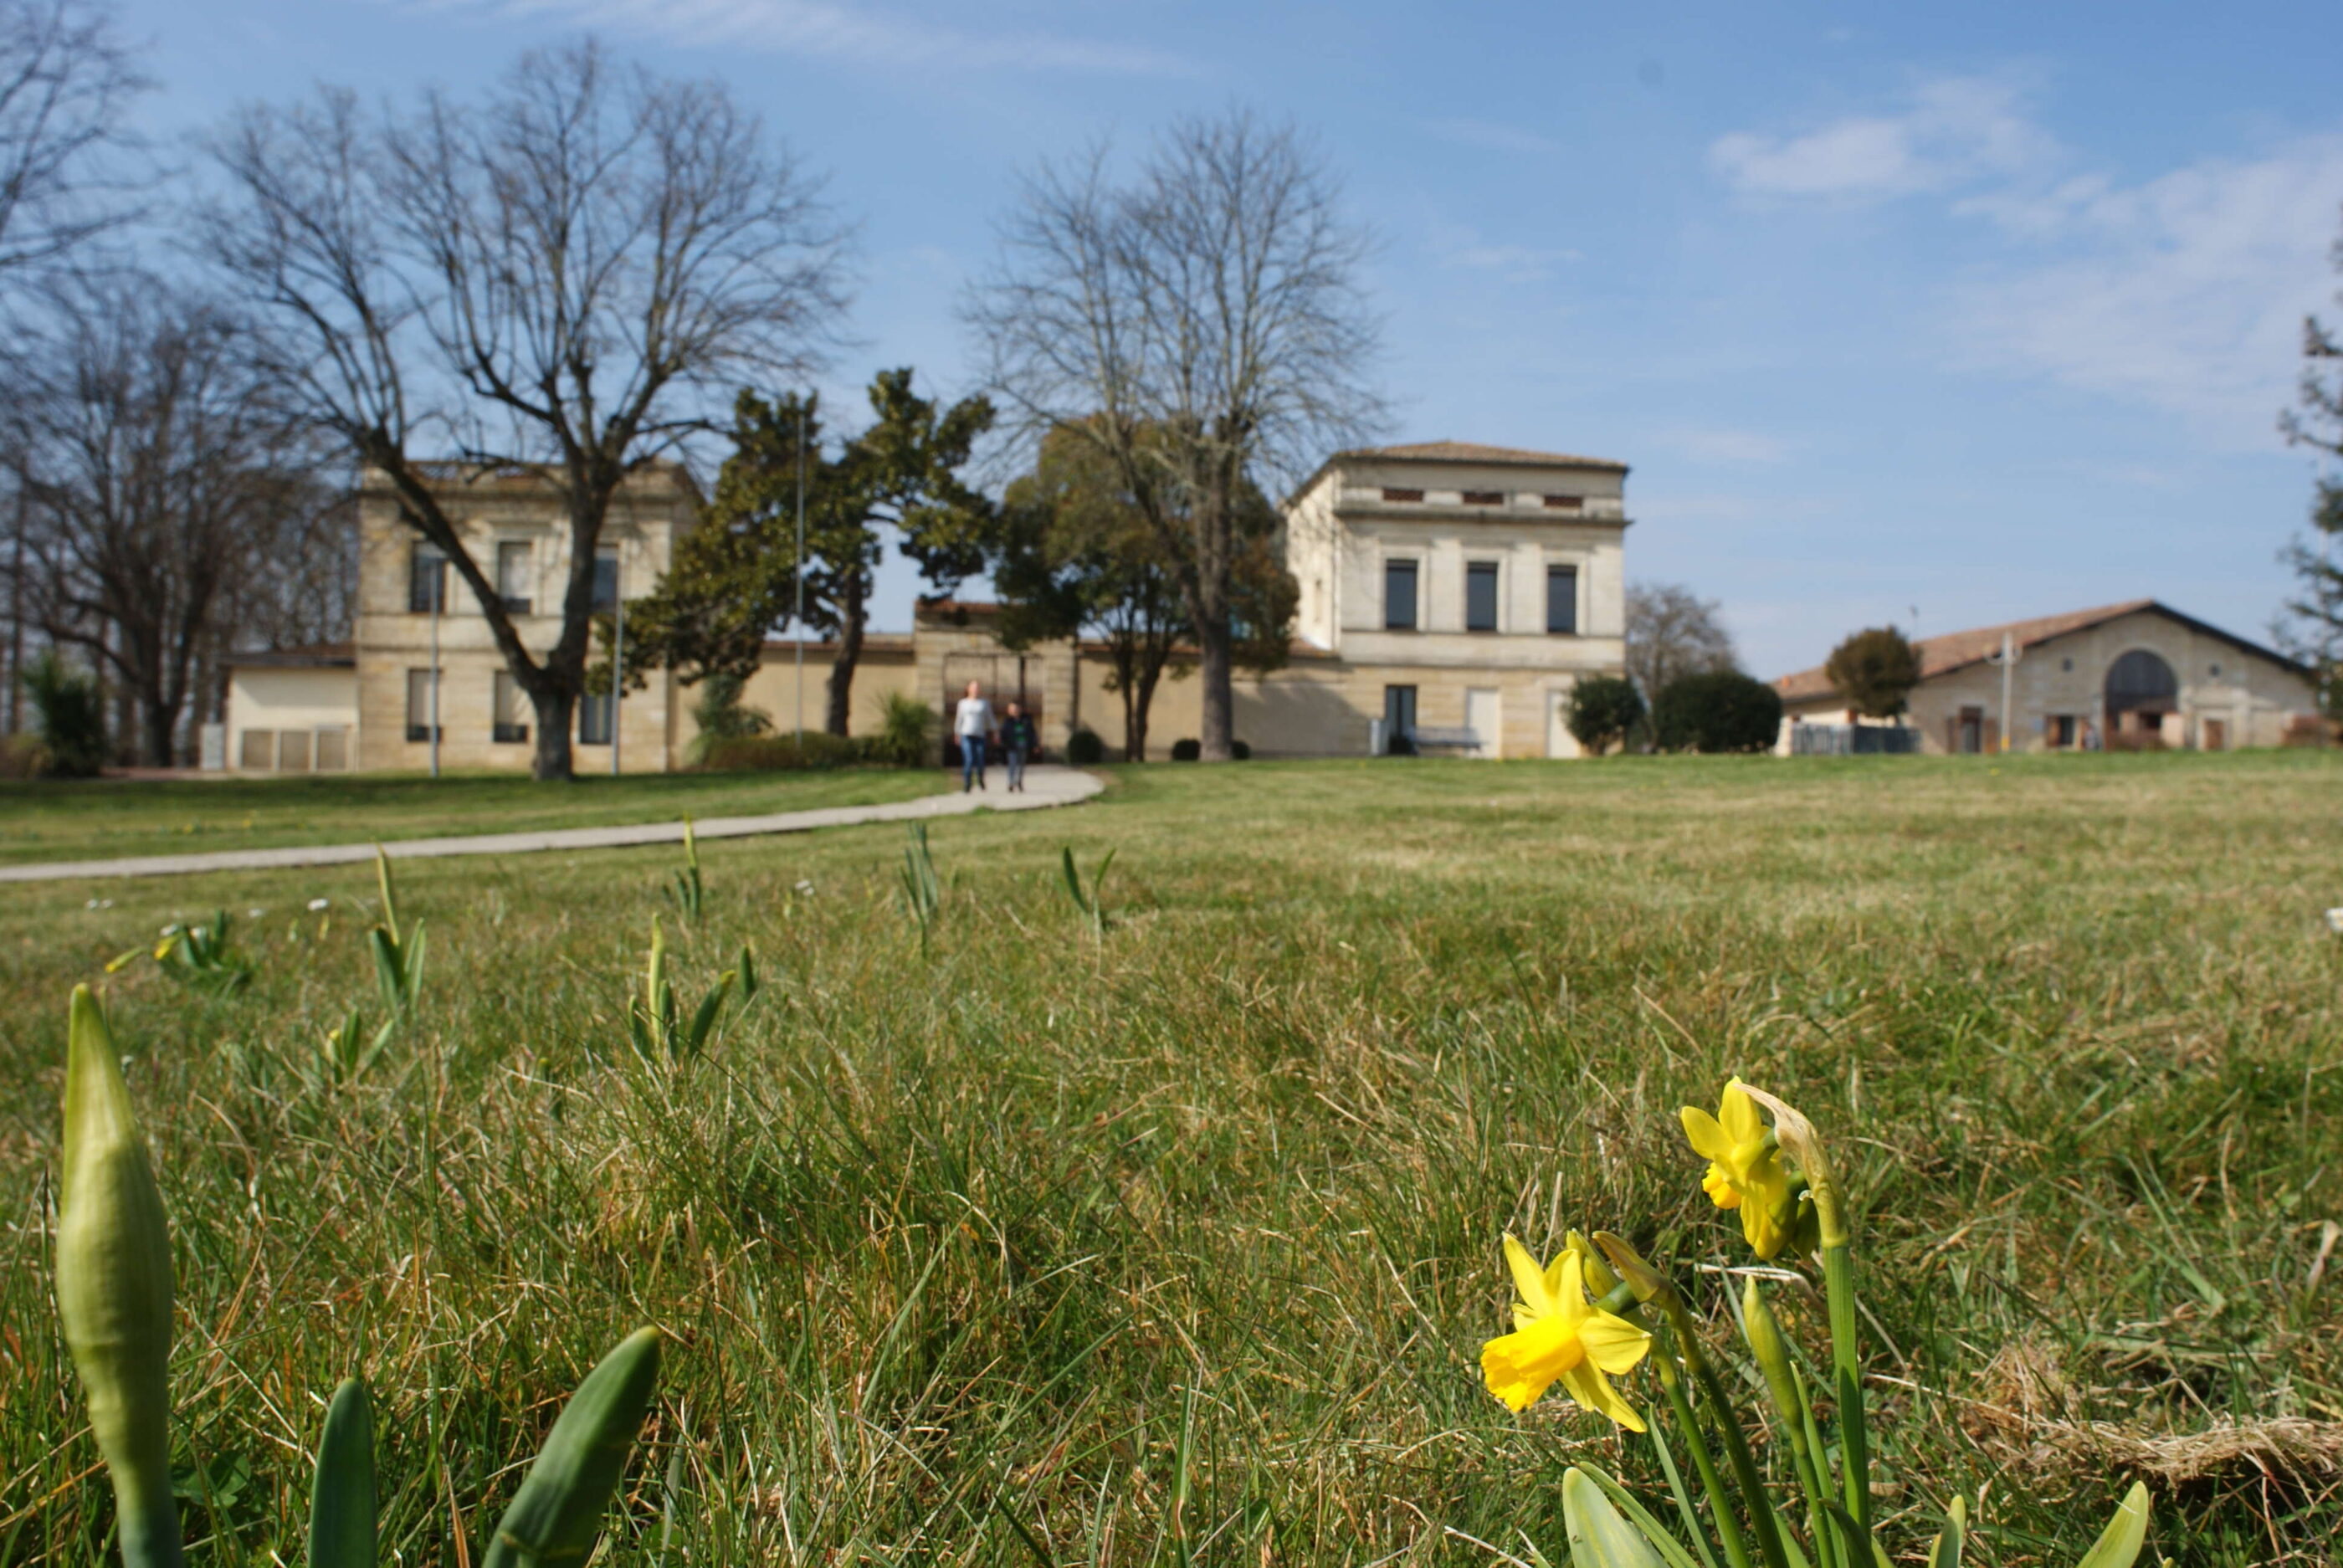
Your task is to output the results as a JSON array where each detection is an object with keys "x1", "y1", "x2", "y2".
[
  {"x1": 966, "y1": 110, "x2": 1383, "y2": 761},
  {"x1": 2, "y1": 278, "x2": 326, "y2": 765},
  {"x1": 2278, "y1": 208, "x2": 2343, "y2": 715},
  {"x1": 1626, "y1": 581, "x2": 1740, "y2": 700},
  {"x1": 198, "y1": 39, "x2": 849, "y2": 779},
  {"x1": 0, "y1": 0, "x2": 146, "y2": 276}
]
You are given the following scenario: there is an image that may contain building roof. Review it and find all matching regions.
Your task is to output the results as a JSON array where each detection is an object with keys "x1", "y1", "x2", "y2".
[
  {"x1": 227, "y1": 642, "x2": 356, "y2": 669},
  {"x1": 1341, "y1": 440, "x2": 1630, "y2": 471},
  {"x1": 1773, "y1": 599, "x2": 2309, "y2": 702}
]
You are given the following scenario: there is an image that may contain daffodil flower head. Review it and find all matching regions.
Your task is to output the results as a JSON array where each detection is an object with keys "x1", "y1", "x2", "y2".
[
  {"x1": 1682, "y1": 1078, "x2": 1797, "y2": 1258},
  {"x1": 1481, "y1": 1234, "x2": 1651, "y2": 1430}
]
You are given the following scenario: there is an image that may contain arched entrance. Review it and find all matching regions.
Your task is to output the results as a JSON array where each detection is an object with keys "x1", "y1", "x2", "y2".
[{"x1": 2104, "y1": 648, "x2": 2177, "y2": 740}]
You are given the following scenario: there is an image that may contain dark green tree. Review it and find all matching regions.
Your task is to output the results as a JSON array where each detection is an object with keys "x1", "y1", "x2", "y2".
[
  {"x1": 1565, "y1": 674, "x2": 1645, "y2": 756},
  {"x1": 622, "y1": 369, "x2": 993, "y2": 735},
  {"x1": 1652, "y1": 671, "x2": 1783, "y2": 754},
  {"x1": 991, "y1": 421, "x2": 1295, "y2": 761},
  {"x1": 1822, "y1": 626, "x2": 1923, "y2": 719},
  {"x1": 2280, "y1": 224, "x2": 2343, "y2": 717}
]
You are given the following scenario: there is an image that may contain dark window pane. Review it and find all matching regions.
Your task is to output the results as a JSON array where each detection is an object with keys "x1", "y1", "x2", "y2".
[
  {"x1": 1542, "y1": 494, "x2": 1583, "y2": 510},
  {"x1": 578, "y1": 690, "x2": 613, "y2": 746},
  {"x1": 592, "y1": 551, "x2": 620, "y2": 612},
  {"x1": 1462, "y1": 489, "x2": 1503, "y2": 505},
  {"x1": 1466, "y1": 561, "x2": 1499, "y2": 631},
  {"x1": 1546, "y1": 565, "x2": 1579, "y2": 634},
  {"x1": 408, "y1": 547, "x2": 444, "y2": 613},
  {"x1": 1382, "y1": 684, "x2": 1417, "y2": 753},
  {"x1": 1384, "y1": 560, "x2": 1418, "y2": 630},
  {"x1": 1382, "y1": 487, "x2": 1423, "y2": 503}
]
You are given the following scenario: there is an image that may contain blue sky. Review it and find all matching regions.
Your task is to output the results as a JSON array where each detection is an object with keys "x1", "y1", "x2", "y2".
[{"x1": 117, "y1": 0, "x2": 2343, "y2": 677}]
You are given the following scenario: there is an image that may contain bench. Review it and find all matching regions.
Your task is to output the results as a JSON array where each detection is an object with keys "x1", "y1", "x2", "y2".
[{"x1": 1401, "y1": 725, "x2": 1484, "y2": 754}]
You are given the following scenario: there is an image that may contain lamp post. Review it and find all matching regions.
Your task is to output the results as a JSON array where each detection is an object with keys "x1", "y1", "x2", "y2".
[
  {"x1": 794, "y1": 398, "x2": 807, "y2": 743},
  {"x1": 1985, "y1": 629, "x2": 2021, "y2": 754},
  {"x1": 428, "y1": 554, "x2": 442, "y2": 780},
  {"x1": 610, "y1": 542, "x2": 624, "y2": 777}
]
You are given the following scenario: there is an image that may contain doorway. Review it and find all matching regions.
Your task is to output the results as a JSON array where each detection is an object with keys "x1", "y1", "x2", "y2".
[
  {"x1": 1956, "y1": 706, "x2": 1984, "y2": 754},
  {"x1": 1464, "y1": 688, "x2": 1500, "y2": 759},
  {"x1": 1546, "y1": 689, "x2": 1580, "y2": 758},
  {"x1": 1382, "y1": 684, "x2": 1417, "y2": 754},
  {"x1": 942, "y1": 653, "x2": 1034, "y2": 765}
]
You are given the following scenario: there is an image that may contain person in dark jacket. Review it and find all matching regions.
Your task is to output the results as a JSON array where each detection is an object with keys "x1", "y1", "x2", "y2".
[{"x1": 1000, "y1": 701, "x2": 1038, "y2": 792}]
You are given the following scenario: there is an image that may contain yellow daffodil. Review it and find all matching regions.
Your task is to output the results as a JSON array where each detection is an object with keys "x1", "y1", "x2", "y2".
[
  {"x1": 1681, "y1": 1078, "x2": 1795, "y2": 1258},
  {"x1": 1481, "y1": 1234, "x2": 1651, "y2": 1429}
]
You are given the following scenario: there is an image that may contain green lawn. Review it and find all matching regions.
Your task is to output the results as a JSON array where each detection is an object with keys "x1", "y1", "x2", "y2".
[
  {"x1": 0, "y1": 766, "x2": 946, "y2": 865},
  {"x1": 2, "y1": 751, "x2": 2337, "y2": 1565}
]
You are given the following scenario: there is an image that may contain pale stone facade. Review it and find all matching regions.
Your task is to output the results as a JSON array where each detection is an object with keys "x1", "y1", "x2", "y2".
[
  {"x1": 1773, "y1": 601, "x2": 2320, "y2": 755},
  {"x1": 221, "y1": 441, "x2": 1638, "y2": 771}
]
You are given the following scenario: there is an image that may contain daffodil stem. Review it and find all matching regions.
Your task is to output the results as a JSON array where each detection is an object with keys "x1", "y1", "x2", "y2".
[
  {"x1": 1821, "y1": 1241, "x2": 1871, "y2": 1535},
  {"x1": 1658, "y1": 1350, "x2": 1752, "y2": 1568},
  {"x1": 1647, "y1": 1412, "x2": 1725, "y2": 1568},
  {"x1": 1664, "y1": 1299, "x2": 1792, "y2": 1568}
]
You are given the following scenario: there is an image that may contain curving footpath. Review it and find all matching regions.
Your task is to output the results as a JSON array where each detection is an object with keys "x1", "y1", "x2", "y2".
[{"x1": 0, "y1": 765, "x2": 1105, "y2": 885}]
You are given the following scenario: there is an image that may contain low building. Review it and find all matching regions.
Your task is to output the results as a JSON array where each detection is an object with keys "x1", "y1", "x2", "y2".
[
  {"x1": 221, "y1": 440, "x2": 1637, "y2": 771},
  {"x1": 1771, "y1": 600, "x2": 2320, "y2": 754}
]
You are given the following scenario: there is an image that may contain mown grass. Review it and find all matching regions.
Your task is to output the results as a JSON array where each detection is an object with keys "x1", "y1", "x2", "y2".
[
  {"x1": 0, "y1": 766, "x2": 944, "y2": 866},
  {"x1": 2, "y1": 751, "x2": 2339, "y2": 1565}
]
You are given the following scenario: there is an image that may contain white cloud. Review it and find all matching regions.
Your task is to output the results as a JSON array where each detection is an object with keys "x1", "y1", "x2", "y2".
[
  {"x1": 1949, "y1": 136, "x2": 2343, "y2": 444},
  {"x1": 407, "y1": 0, "x2": 1189, "y2": 74},
  {"x1": 1423, "y1": 118, "x2": 1565, "y2": 156},
  {"x1": 1428, "y1": 225, "x2": 1582, "y2": 282},
  {"x1": 1711, "y1": 74, "x2": 2053, "y2": 200}
]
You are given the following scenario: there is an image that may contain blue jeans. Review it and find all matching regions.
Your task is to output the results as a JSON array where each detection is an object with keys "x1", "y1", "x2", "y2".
[
  {"x1": 960, "y1": 739, "x2": 985, "y2": 790},
  {"x1": 1006, "y1": 745, "x2": 1028, "y2": 790}
]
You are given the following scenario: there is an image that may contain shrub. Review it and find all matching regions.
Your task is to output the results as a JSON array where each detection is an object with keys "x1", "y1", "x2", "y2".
[
  {"x1": 20, "y1": 653, "x2": 107, "y2": 776},
  {"x1": 684, "y1": 670, "x2": 773, "y2": 764},
  {"x1": 866, "y1": 690, "x2": 936, "y2": 768},
  {"x1": 1566, "y1": 674, "x2": 1645, "y2": 755},
  {"x1": 1064, "y1": 728, "x2": 1106, "y2": 766},
  {"x1": 1652, "y1": 670, "x2": 1783, "y2": 753},
  {"x1": 1823, "y1": 625, "x2": 1922, "y2": 718},
  {"x1": 1232, "y1": 739, "x2": 1251, "y2": 760},
  {"x1": 1, "y1": 733, "x2": 54, "y2": 780},
  {"x1": 698, "y1": 731, "x2": 864, "y2": 771},
  {"x1": 1170, "y1": 737, "x2": 1202, "y2": 761}
]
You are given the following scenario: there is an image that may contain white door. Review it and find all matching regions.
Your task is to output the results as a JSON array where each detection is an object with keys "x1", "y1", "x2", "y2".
[
  {"x1": 1547, "y1": 689, "x2": 1581, "y2": 758},
  {"x1": 1464, "y1": 688, "x2": 1500, "y2": 759}
]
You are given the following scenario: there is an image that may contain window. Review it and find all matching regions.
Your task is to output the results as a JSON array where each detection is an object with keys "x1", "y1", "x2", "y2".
[
  {"x1": 408, "y1": 545, "x2": 446, "y2": 613},
  {"x1": 1382, "y1": 684, "x2": 1418, "y2": 754},
  {"x1": 497, "y1": 541, "x2": 533, "y2": 615},
  {"x1": 578, "y1": 689, "x2": 614, "y2": 746},
  {"x1": 1461, "y1": 489, "x2": 1503, "y2": 505},
  {"x1": 1541, "y1": 494, "x2": 1583, "y2": 510},
  {"x1": 404, "y1": 669, "x2": 439, "y2": 743},
  {"x1": 1384, "y1": 558, "x2": 1418, "y2": 630},
  {"x1": 1465, "y1": 561, "x2": 1500, "y2": 632},
  {"x1": 591, "y1": 551, "x2": 621, "y2": 612},
  {"x1": 1381, "y1": 487, "x2": 1424, "y2": 503},
  {"x1": 1546, "y1": 564, "x2": 1579, "y2": 634},
  {"x1": 492, "y1": 671, "x2": 529, "y2": 744},
  {"x1": 2208, "y1": 661, "x2": 2222, "y2": 677}
]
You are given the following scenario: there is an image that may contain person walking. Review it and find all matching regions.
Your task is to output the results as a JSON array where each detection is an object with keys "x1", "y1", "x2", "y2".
[
  {"x1": 952, "y1": 679, "x2": 995, "y2": 792},
  {"x1": 1001, "y1": 700, "x2": 1038, "y2": 792}
]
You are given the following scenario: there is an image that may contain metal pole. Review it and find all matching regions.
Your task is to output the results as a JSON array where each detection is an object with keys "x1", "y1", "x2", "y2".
[
  {"x1": 5, "y1": 489, "x2": 23, "y2": 736},
  {"x1": 794, "y1": 398, "x2": 806, "y2": 742},
  {"x1": 428, "y1": 559, "x2": 442, "y2": 779},
  {"x1": 610, "y1": 545, "x2": 624, "y2": 777}
]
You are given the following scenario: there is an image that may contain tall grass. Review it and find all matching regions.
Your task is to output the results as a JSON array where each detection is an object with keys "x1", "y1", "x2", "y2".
[{"x1": 1, "y1": 752, "x2": 2337, "y2": 1565}]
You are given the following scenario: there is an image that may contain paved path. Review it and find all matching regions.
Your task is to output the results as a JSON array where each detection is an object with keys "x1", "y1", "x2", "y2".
[{"x1": 0, "y1": 766, "x2": 1105, "y2": 884}]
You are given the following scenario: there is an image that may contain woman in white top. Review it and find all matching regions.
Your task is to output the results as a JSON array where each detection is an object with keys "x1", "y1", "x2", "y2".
[{"x1": 953, "y1": 679, "x2": 995, "y2": 792}]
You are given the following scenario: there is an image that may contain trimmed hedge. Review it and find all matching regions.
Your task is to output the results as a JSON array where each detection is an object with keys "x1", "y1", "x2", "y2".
[
  {"x1": 1651, "y1": 671, "x2": 1783, "y2": 754},
  {"x1": 1065, "y1": 729, "x2": 1106, "y2": 766},
  {"x1": 1170, "y1": 738, "x2": 1202, "y2": 761},
  {"x1": 698, "y1": 732, "x2": 873, "y2": 771}
]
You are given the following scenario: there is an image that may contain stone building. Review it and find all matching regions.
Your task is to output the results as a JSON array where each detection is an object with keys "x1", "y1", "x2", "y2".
[
  {"x1": 220, "y1": 441, "x2": 1637, "y2": 771},
  {"x1": 1771, "y1": 600, "x2": 2321, "y2": 754}
]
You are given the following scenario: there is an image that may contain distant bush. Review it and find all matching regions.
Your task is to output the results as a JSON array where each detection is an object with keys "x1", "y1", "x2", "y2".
[
  {"x1": 1652, "y1": 671, "x2": 1782, "y2": 754},
  {"x1": 1566, "y1": 674, "x2": 1645, "y2": 755},
  {"x1": 1, "y1": 733, "x2": 54, "y2": 780},
  {"x1": 684, "y1": 670, "x2": 773, "y2": 765},
  {"x1": 867, "y1": 690, "x2": 936, "y2": 767},
  {"x1": 1232, "y1": 739, "x2": 1251, "y2": 760},
  {"x1": 1065, "y1": 728, "x2": 1106, "y2": 765},
  {"x1": 20, "y1": 653, "x2": 106, "y2": 776},
  {"x1": 1823, "y1": 626, "x2": 1921, "y2": 719},
  {"x1": 1170, "y1": 737, "x2": 1202, "y2": 761},
  {"x1": 698, "y1": 731, "x2": 865, "y2": 771}
]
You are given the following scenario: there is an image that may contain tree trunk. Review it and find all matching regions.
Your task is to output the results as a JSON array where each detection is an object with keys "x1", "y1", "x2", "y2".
[
  {"x1": 531, "y1": 687, "x2": 577, "y2": 781},
  {"x1": 825, "y1": 571, "x2": 868, "y2": 737},
  {"x1": 1195, "y1": 614, "x2": 1234, "y2": 761},
  {"x1": 141, "y1": 696, "x2": 178, "y2": 770},
  {"x1": 1121, "y1": 679, "x2": 1143, "y2": 762}
]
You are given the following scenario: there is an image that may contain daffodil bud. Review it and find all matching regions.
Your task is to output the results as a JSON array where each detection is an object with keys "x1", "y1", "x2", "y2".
[
  {"x1": 55, "y1": 986, "x2": 185, "y2": 1568},
  {"x1": 1740, "y1": 1277, "x2": 1802, "y2": 1431},
  {"x1": 1590, "y1": 1232, "x2": 1672, "y2": 1304},
  {"x1": 481, "y1": 1328, "x2": 662, "y2": 1567}
]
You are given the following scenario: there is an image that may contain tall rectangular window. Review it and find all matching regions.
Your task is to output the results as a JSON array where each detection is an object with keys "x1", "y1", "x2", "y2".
[
  {"x1": 408, "y1": 546, "x2": 445, "y2": 613},
  {"x1": 591, "y1": 550, "x2": 620, "y2": 612},
  {"x1": 1382, "y1": 684, "x2": 1417, "y2": 754},
  {"x1": 1465, "y1": 561, "x2": 1499, "y2": 632},
  {"x1": 492, "y1": 671, "x2": 530, "y2": 744},
  {"x1": 1546, "y1": 564, "x2": 1579, "y2": 634},
  {"x1": 578, "y1": 689, "x2": 614, "y2": 746},
  {"x1": 497, "y1": 540, "x2": 533, "y2": 615},
  {"x1": 404, "y1": 669, "x2": 439, "y2": 742},
  {"x1": 1383, "y1": 558, "x2": 1418, "y2": 630}
]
